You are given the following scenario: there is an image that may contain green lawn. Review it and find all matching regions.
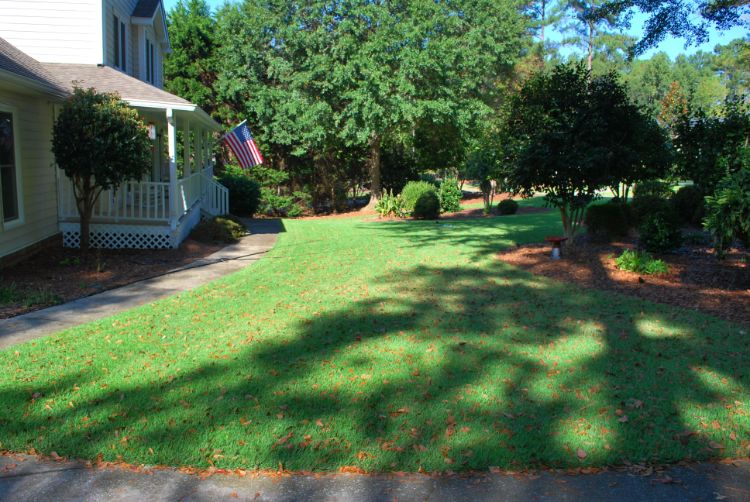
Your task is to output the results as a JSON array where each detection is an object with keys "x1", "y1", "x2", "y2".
[{"x1": 0, "y1": 207, "x2": 747, "y2": 472}]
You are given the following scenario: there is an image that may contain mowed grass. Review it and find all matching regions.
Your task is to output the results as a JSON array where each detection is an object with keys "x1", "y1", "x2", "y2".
[{"x1": 0, "y1": 207, "x2": 747, "y2": 472}]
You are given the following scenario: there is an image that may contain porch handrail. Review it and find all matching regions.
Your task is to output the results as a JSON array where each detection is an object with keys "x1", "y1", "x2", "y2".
[
  {"x1": 200, "y1": 173, "x2": 229, "y2": 216},
  {"x1": 58, "y1": 177, "x2": 171, "y2": 222}
]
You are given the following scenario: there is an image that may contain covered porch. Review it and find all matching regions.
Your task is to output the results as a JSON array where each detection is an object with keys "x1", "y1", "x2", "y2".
[{"x1": 43, "y1": 63, "x2": 228, "y2": 249}]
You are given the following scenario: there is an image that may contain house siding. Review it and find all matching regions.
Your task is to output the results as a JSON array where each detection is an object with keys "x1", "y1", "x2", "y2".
[
  {"x1": 104, "y1": 0, "x2": 138, "y2": 75},
  {"x1": 0, "y1": 0, "x2": 103, "y2": 65},
  {"x1": 0, "y1": 86, "x2": 59, "y2": 259}
]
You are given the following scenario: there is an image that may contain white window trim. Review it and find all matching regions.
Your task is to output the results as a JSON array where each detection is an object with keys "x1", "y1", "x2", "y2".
[
  {"x1": 112, "y1": 10, "x2": 128, "y2": 72},
  {"x1": 0, "y1": 102, "x2": 25, "y2": 231}
]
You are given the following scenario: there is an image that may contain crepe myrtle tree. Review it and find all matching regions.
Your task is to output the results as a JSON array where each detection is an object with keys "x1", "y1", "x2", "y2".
[
  {"x1": 502, "y1": 63, "x2": 666, "y2": 242},
  {"x1": 52, "y1": 88, "x2": 151, "y2": 250}
]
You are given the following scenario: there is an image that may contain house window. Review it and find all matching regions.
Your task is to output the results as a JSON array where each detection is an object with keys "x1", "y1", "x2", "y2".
[
  {"x1": 113, "y1": 15, "x2": 126, "y2": 70},
  {"x1": 0, "y1": 112, "x2": 20, "y2": 225},
  {"x1": 145, "y1": 38, "x2": 155, "y2": 84}
]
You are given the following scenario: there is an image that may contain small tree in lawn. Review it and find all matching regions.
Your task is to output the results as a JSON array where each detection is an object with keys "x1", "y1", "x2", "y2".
[
  {"x1": 52, "y1": 88, "x2": 151, "y2": 250},
  {"x1": 502, "y1": 63, "x2": 666, "y2": 242},
  {"x1": 465, "y1": 147, "x2": 505, "y2": 215}
]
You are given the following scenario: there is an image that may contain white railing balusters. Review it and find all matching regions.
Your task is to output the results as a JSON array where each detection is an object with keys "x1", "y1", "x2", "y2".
[{"x1": 58, "y1": 167, "x2": 228, "y2": 224}]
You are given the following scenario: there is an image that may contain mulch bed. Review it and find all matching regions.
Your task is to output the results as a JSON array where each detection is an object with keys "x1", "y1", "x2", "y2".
[
  {"x1": 497, "y1": 240, "x2": 750, "y2": 325},
  {"x1": 0, "y1": 239, "x2": 223, "y2": 319}
]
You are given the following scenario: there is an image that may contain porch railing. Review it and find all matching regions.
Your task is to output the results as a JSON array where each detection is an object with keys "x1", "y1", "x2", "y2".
[
  {"x1": 58, "y1": 178, "x2": 171, "y2": 222},
  {"x1": 58, "y1": 166, "x2": 230, "y2": 224}
]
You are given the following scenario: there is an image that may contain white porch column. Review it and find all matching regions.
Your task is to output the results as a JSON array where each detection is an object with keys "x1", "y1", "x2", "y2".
[
  {"x1": 205, "y1": 130, "x2": 212, "y2": 171},
  {"x1": 167, "y1": 108, "x2": 178, "y2": 230},
  {"x1": 183, "y1": 119, "x2": 191, "y2": 177},
  {"x1": 195, "y1": 126, "x2": 203, "y2": 171}
]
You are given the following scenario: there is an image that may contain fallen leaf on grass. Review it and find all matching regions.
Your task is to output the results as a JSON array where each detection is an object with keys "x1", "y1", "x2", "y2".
[
  {"x1": 576, "y1": 448, "x2": 587, "y2": 460},
  {"x1": 272, "y1": 432, "x2": 294, "y2": 449}
]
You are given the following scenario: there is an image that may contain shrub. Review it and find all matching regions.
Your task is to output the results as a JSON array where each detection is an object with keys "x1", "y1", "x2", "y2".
[
  {"x1": 615, "y1": 249, "x2": 669, "y2": 275},
  {"x1": 190, "y1": 216, "x2": 246, "y2": 244},
  {"x1": 401, "y1": 181, "x2": 438, "y2": 213},
  {"x1": 639, "y1": 214, "x2": 682, "y2": 253},
  {"x1": 259, "y1": 189, "x2": 311, "y2": 217},
  {"x1": 375, "y1": 189, "x2": 406, "y2": 218},
  {"x1": 419, "y1": 172, "x2": 439, "y2": 186},
  {"x1": 412, "y1": 191, "x2": 440, "y2": 219},
  {"x1": 584, "y1": 202, "x2": 628, "y2": 240},
  {"x1": 437, "y1": 178, "x2": 462, "y2": 213},
  {"x1": 497, "y1": 199, "x2": 519, "y2": 215},
  {"x1": 671, "y1": 185, "x2": 705, "y2": 225},
  {"x1": 217, "y1": 165, "x2": 261, "y2": 216},
  {"x1": 630, "y1": 195, "x2": 674, "y2": 226},
  {"x1": 704, "y1": 153, "x2": 750, "y2": 258},
  {"x1": 633, "y1": 180, "x2": 673, "y2": 199}
]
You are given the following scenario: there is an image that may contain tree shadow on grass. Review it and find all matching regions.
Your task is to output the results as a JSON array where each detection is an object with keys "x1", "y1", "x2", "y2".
[{"x1": 0, "y1": 254, "x2": 745, "y2": 475}]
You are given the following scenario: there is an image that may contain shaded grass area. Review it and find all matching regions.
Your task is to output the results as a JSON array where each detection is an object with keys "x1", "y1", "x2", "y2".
[{"x1": 0, "y1": 211, "x2": 747, "y2": 473}]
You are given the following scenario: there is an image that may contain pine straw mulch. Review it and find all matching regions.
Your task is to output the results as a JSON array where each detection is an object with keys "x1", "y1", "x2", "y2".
[
  {"x1": 0, "y1": 239, "x2": 223, "y2": 319},
  {"x1": 497, "y1": 240, "x2": 750, "y2": 326}
]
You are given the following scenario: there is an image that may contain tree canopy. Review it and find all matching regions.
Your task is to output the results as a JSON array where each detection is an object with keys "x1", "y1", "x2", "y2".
[{"x1": 502, "y1": 63, "x2": 669, "y2": 240}]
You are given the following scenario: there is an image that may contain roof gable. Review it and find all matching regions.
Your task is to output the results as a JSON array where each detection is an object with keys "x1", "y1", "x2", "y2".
[{"x1": 131, "y1": 0, "x2": 171, "y2": 53}]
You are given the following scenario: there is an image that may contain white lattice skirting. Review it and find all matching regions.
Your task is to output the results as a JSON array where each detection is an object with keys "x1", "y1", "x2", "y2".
[
  {"x1": 60, "y1": 205, "x2": 204, "y2": 249},
  {"x1": 61, "y1": 222, "x2": 173, "y2": 249}
]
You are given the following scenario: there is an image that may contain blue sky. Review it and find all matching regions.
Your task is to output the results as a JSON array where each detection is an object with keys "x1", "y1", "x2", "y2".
[{"x1": 162, "y1": 0, "x2": 747, "y2": 60}]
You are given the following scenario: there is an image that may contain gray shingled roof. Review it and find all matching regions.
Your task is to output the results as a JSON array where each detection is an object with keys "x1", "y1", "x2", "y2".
[
  {"x1": 132, "y1": 0, "x2": 161, "y2": 18},
  {"x1": 43, "y1": 63, "x2": 191, "y2": 107},
  {"x1": 0, "y1": 37, "x2": 68, "y2": 96}
]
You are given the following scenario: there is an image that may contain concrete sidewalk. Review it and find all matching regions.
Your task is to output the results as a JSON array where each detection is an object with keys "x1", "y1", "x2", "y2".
[
  {"x1": 0, "y1": 219, "x2": 282, "y2": 349},
  {"x1": 0, "y1": 454, "x2": 748, "y2": 502}
]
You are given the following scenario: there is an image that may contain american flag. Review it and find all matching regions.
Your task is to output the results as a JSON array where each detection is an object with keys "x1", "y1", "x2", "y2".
[{"x1": 223, "y1": 121, "x2": 264, "y2": 168}]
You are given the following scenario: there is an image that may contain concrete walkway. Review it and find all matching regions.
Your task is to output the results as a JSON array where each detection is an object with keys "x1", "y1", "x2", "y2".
[
  {"x1": 0, "y1": 219, "x2": 282, "y2": 349},
  {"x1": 0, "y1": 454, "x2": 748, "y2": 502}
]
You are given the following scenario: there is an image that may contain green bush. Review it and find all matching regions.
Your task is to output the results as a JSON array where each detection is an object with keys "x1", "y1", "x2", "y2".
[
  {"x1": 401, "y1": 181, "x2": 438, "y2": 213},
  {"x1": 672, "y1": 185, "x2": 705, "y2": 225},
  {"x1": 217, "y1": 165, "x2": 261, "y2": 216},
  {"x1": 497, "y1": 199, "x2": 519, "y2": 215},
  {"x1": 437, "y1": 178, "x2": 462, "y2": 213},
  {"x1": 375, "y1": 189, "x2": 405, "y2": 217},
  {"x1": 419, "y1": 172, "x2": 439, "y2": 186},
  {"x1": 585, "y1": 202, "x2": 628, "y2": 240},
  {"x1": 630, "y1": 195, "x2": 674, "y2": 226},
  {"x1": 614, "y1": 249, "x2": 669, "y2": 275},
  {"x1": 259, "y1": 189, "x2": 311, "y2": 217},
  {"x1": 190, "y1": 216, "x2": 246, "y2": 244},
  {"x1": 633, "y1": 180, "x2": 673, "y2": 199},
  {"x1": 639, "y1": 214, "x2": 682, "y2": 253},
  {"x1": 412, "y1": 191, "x2": 440, "y2": 219},
  {"x1": 704, "y1": 153, "x2": 750, "y2": 258}
]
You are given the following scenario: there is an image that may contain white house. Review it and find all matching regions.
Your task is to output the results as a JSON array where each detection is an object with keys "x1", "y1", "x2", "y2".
[{"x1": 0, "y1": 0, "x2": 227, "y2": 261}]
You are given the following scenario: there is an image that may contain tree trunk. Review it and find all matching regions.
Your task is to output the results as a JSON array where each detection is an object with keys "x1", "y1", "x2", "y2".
[
  {"x1": 587, "y1": 22, "x2": 594, "y2": 72},
  {"x1": 79, "y1": 203, "x2": 93, "y2": 252},
  {"x1": 559, "y1": 206, "x2": 572, "y2": 241},
  {"x1": 366, "y1": 134, "x2": 382, "y2": 207}
]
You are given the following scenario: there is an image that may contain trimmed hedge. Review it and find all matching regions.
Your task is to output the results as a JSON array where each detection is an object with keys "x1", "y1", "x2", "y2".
[
  {"x1": 438, "y1": 178, "x2": 462, "y2": 213},
  {"x1": 401, "y1": 181, "x2": 438, "y2": 213},
  {"x1": 190, "y1": 216, "x2": 246, "y2": 244},
  {"x1": 497, "y1": 199, "x2": 519, "y2": 215},
  {"x1": 630, "y1": 195, "x2": 674, "y2": 226},
  {"x1": 672, "y1": 185, "x2": 705, "y2": 225},
  {"x1": 585, "y1": 202, "x2": 628, "y2": 241},
  {"x1": 217, "y1": 165, "x2": 261, "y2": 217},
  {"x1": 413, "y1": 191, "x2": 440, "y2": 219}
]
